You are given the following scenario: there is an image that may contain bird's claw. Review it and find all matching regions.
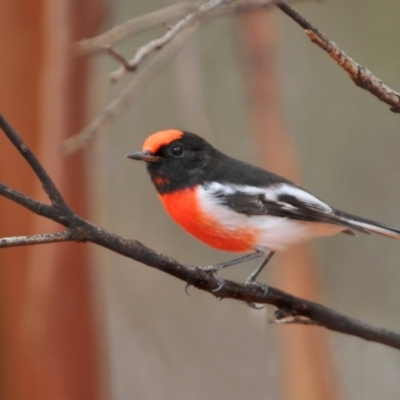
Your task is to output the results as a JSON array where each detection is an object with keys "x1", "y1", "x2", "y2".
[
  {"x1": 184, "y1": 265, "x2": 225, "y2": 295},
  {"x1": 202, "y1": 265, "x2": 225, "y2": 292},
  {"x1": 212, "y1": 277, "x2": 225, "y2": 292},
  {"x1": 184, "y1": 282, "x2": 191, "y2": 296},
  {"x1": 245, "y1": 281, "x2": 268, "y2": 310}
]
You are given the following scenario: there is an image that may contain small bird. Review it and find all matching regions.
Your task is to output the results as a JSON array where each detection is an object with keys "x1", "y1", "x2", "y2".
[{"x1": 128, "y1": 130, "x2": 400, "y2": 286}]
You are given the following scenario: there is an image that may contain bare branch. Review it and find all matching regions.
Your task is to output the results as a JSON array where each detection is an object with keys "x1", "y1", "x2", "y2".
[
  {"x1": 73, "y1": 0, "x2": 291, "y2": 58},
  {"x1": 62, "y1": 24, "x2": 198, "y2": 155},
  {"x1": 0, "y1": 183, "x2": 68, "y2": 225},
  {"x1": 109, "y1": 0, "x2": 239, "y2": 82},
  {"x1": 0, "y1": 231, "x2": 71, "y2": 248},
  {"x1": 0, "y1": 114, "x2": 69, "y2": 209},
  {"x1": 64, "y1": 0, "x2": 277, "y2": 154},
  {"x1": 273, "y1": 0, "x2": 400, "y2": 112},
  {"x1": 73, "y1": 2, "x2": 198, "y2": 57},
  {"x1": 2, "y1": 114, "x2": 400, "y2": 350}
]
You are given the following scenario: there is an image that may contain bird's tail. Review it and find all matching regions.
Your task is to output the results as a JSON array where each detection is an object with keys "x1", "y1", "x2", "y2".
[{"x1": 337, "y1": 210, "x2": 400, "y2": 240}]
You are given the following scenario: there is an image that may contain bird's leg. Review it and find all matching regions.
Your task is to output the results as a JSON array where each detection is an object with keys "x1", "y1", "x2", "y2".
[
  {"x1": 245, "y1": 251, "x2": 274, "y2": 310},
  {"x1": 185, "y1": 251, "x2": 272, "y2": 295},
  {"x1": 205, "y1": 251, "x2": 264, "y2": 272},
  {"x1": 184, "y1": 252, "x2": 264, "y2": 295},
  {"x1": 246, "y1": 251, "x2": 275, "y2": 283},
  {"x1": 203, "y1": 251, "x2": 264, "y2": 293}
]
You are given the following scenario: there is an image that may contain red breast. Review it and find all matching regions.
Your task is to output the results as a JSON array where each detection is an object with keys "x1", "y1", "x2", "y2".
[{"x1": 159, "y1": 186, "x2": 256, "y2": 252}]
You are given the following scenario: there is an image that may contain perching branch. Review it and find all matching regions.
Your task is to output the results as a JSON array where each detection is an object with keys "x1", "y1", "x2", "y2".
[{"x1": 2, "y1": 113, "x2": 400, "y2": 350}]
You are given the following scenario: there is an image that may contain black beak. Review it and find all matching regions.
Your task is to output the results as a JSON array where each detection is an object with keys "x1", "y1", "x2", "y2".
[{"x1": 126, "y1": 150, "x2": 160, "y2": 162}]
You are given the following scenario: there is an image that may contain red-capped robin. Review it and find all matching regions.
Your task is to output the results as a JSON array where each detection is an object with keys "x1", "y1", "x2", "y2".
[{"x1": 128, "y1": 130, "x2": 400, "y2": 287}]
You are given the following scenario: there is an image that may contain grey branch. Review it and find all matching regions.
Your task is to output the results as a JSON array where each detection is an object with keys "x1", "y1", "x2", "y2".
[
  {"x1": 109, "y1": 0, "x2": 239, "y2": 82},
  {"x1": 72, "y1": 0, "x2": 277, "y2": 57},
  {"x1": 65, "y1": 0, "x2": 400, "y2": 155},
  {"x1": 64, "y1": 0, "x2": 275, "y2": 154},
  {"x1": 62, "y1": 24, "x2": 198, "y2": 155},
  {"x1": 273, "y1": 0, "x2": 400, "y2": 112},
  {"x1": 0, "y1": 115, "x2": 68, "y2": 209},
  {"x1": 2, "y1": 113, "x2": 400, "y2": 350},
  {"x1": 73, "y1": 2, "x2": 198, "y2": 57},
  {"x1": 0, "y1": 231, "x2": 71, "y2": 248}
]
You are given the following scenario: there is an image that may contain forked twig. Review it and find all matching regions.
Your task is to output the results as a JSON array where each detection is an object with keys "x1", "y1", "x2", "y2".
[
  {"x1": 62, "y1": 23, "x2": 198, "y2": 155},
  {"x1": 73, "y1": 2, "x2": 198, "y2": 57},
  {"x1": 0, "y1": 115, "x2": 68, "y2": 209}
]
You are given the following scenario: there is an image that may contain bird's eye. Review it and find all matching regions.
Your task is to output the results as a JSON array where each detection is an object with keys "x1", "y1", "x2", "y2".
[{"x1": 171, "y1": 145, "x2": 184, "y2": 157}]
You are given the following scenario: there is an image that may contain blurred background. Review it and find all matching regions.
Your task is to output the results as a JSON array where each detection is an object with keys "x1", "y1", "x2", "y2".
[{"x1": 1, "y1": 0, "x2": 400, "y2": 399}]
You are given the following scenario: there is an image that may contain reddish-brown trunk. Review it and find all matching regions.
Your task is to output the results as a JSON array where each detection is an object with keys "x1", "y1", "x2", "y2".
[{"x1": 0, "y1": 1, "x2": 106, "y2": 399}]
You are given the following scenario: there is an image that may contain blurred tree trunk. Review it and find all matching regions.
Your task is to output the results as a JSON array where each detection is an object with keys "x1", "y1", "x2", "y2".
[
  {"x1": 0, "y1": 1, "x2": 106, "y2": 399},
  {"x1": 238, "y1": 10, "x2": 341, "y2": 400}
]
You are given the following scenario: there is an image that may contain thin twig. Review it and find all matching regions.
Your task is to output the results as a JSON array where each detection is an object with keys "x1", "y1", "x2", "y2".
[
  {"x1": 0, "y1": 231, "x2": 71, "y2": 248},
  {"x1": 62, "y1": 23, "x2": 198, "y2": 155},
  {"x1": 64, "y1": 0, "x2": 276, "y2": 154},
  {"x1": 109, "y1": 0, "x2": 238, "y2": 82},
  {"x1": 73, "y1": 0, "x2": 289, "y2": 58},
  {"x1": 0, "y1": 114, "x2": 69, "y2": 209},
  {"x1": 103, "y1": 46, "x2": 131, "y2": 69},
  {"x1": 273, "y1": 0, "x2": 400, "y2": 112},
  {"x1": 73, "y1": 2, "x2": 198, "y2": 57}
]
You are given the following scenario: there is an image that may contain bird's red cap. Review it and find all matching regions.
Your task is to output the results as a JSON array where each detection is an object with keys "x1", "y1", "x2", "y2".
[{"x1": 142, "y1": 130, "x2": 183, "y2": 154}]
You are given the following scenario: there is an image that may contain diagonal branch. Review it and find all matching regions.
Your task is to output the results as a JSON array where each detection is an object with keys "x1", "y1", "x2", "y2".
[
  {"x1": 2, "y1": 113, "x2": 400, "y2": 351},
  {"x1": 0, "y1": 114, "x2": 69, "y2": 209},
  {"x1": 273, "y1": 0, "x2": 400, "y2": 112}
]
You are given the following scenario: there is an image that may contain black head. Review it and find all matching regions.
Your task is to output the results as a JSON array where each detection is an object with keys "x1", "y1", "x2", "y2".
[{"x1": 127, "y1": 130, "x2": 217, "y2": 193}]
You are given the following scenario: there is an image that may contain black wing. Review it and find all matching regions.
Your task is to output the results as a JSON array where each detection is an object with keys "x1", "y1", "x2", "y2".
[{"x1": 213, "y1": 188, "x2": 369, "y2": 235}]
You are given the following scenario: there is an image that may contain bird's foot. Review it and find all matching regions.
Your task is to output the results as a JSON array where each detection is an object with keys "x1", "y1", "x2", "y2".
[
  {"x1": 245, "y1": 280, "x2": 268, "y2": 310},
  {"x1": 202, "y1": 265, "x2": 226, "y2": 292},
  {"x1": 183, "y1": 264, "x2": 226, "y2": 295}
]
